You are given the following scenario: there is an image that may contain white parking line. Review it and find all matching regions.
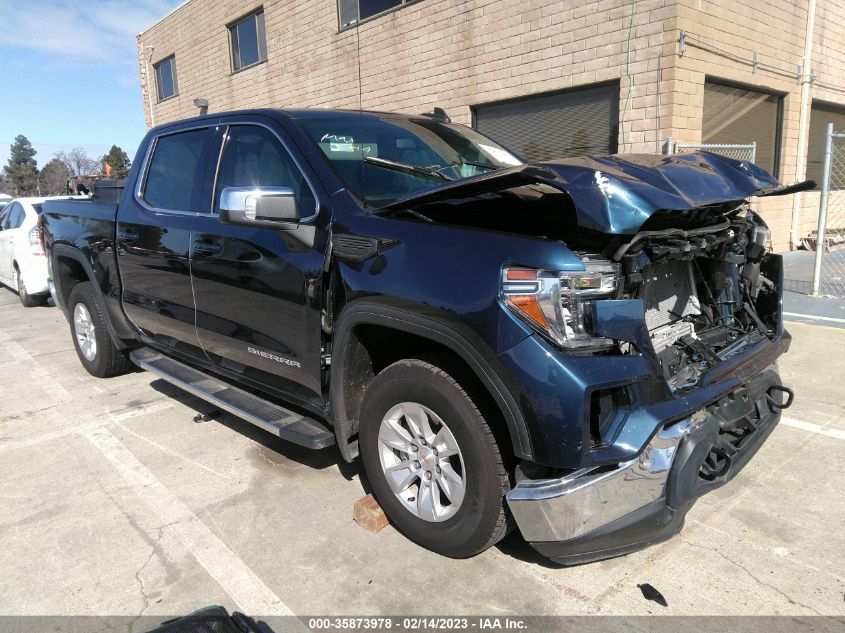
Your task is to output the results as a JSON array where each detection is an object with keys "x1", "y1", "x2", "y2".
[
  {"x1": 0, "y1": 329, "x2": 72, "y2": 403},
  {"x1": 85, "y1": 426, "x2": 296, "y2": 617},
  {"x1": 781, "y1": 416, "x2": 845, "y2": 441},
  {"x1": 784, "y1": 311, "x2": 845, "y2": 324},
  {"x1": 0, "y1": 401, "x2": 174, "y2": 454}
]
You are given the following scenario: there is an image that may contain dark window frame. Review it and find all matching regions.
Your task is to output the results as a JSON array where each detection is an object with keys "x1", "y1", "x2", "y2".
[
  {"x1": 470, "y1": 80, "x2": 621, "y2": 162},
  {"x1": 702, "y1": 76, "x2": 785, "y2": 178},
  {"x1": 228, "y1": 8, "x2": 267, "y2": 74},
  {"x1": 337, "y1": 0, "x2": 423, "y2": 31},
  {"x1": 153, "y1": 55, "x2": 178, "y2": 102}
]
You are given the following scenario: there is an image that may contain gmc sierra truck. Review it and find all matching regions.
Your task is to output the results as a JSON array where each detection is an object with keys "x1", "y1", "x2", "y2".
[{"x1": 42, "y1": 108, "x2": 802, "y2": 565}]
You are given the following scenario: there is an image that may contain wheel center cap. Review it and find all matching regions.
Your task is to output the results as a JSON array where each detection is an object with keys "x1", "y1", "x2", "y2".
[{"x1": 418, "y1": 446, "x2": 436, "y2": 471}]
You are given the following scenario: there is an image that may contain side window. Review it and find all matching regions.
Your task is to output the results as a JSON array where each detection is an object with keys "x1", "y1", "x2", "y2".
[
  {"x1": 11, "y1": 204, "x2": 26, "y2": 228},
  {"x1": 3, "y1": 203, "x2": 23, "y2": 229},
  {"x1": 143, "y1": 128, "x2": 217, "y2": 212},
  {"x1": 215, "y1": 125, "x2": 316, "y2": 217}
]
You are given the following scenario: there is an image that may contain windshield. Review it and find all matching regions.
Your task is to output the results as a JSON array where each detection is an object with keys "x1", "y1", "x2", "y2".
[{"x1": 297, "y1": 114, "x2": 523, "y2": 207}]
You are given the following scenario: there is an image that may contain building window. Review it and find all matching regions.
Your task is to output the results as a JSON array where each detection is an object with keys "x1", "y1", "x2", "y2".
[
  {"x1": 702, "y1": 79, "x2": 783, "y2": 176},
  {"x1": 154, "y1": 56, "x2": 177, "y2": 102},
  {"x1": 338, "y1": 0, "x2": 419, "y2": 29},
  {"x1": 472, "y1": 82, "x2": 620, "y2": 162},
  {"x1": 806, "y1": 100, "x2": 845, "y2": 188},
  {"x1": 229, "y1": 10, "x2": 267, "y2": 72}
]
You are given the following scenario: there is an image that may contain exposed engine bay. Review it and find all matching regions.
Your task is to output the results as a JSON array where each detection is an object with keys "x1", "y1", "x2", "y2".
[
  {"x1": 377, "y1": 151, "x2": 804, "y2": 394},
  {"x1": 609, "y1": 205, "x2": 778, "y2": 392},
  {"x1": 396, "y1": 188, "x2": 781, "y2": 393}
]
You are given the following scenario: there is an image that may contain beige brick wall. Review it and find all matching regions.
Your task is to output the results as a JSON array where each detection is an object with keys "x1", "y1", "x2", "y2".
[
  {"x1": 138, "y1": 0, "x2": 678, "y2": 149},
  {"x1": 137, "y1": 0, "x2": 845, "y2": 251},
  {"x1": 667, "y1": 0, "x2": 845, "y2": 250}
]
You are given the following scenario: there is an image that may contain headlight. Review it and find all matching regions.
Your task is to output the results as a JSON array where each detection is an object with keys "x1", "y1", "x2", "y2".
[{"x1": 501, "y1": 259, "x2": 620, "y2": 349}]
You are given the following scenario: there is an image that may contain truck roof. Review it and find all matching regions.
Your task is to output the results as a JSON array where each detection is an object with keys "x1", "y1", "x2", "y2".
[{"x1": 147, "y1": 108, "x2": 444, "y2": 135}]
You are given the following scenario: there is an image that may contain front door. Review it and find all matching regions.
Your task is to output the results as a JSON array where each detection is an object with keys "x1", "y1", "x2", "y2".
[
  {"x1": 190, "y1": 121, "x2": 329, "y2": 409},
  {"x1": 117, "y1": 125, "x2": 222, "y2": 358}
]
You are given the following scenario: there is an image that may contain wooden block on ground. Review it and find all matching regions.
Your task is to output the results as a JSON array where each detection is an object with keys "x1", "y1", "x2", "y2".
[{"x1": 353, "y1": 494, "x2": 389, "y2": 533}]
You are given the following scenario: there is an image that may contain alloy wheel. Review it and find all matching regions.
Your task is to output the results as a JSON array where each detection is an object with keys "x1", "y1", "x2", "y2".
[
  {"x1": 377, "y1": 401, "x2": 466, "y2": 522},
  {"x1": 73, "y1": 303, "x2": 97, "y2": 361}
]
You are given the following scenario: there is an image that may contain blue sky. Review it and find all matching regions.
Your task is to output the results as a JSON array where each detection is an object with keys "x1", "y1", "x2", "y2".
[{"x1": 0, "y1": 0, "x2": 184, "y2": 169}]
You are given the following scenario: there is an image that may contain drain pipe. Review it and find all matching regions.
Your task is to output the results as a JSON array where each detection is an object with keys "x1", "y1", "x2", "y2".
[
  {"x1": 144, "y1": 44, "x2": 156, "y2": 129},
  {"x1": 790, "y1": 0, "x2": 817, "y2": 249}
]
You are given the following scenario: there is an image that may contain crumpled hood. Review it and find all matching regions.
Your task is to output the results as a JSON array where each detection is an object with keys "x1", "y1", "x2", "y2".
[{"x1": 382, "y1": 152, "x2": 813, "y2": 235}]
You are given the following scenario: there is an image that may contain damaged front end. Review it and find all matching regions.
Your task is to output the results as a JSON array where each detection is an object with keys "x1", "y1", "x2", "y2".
[
  {"x1": 620, "y1": 210, "x2": 780, "y2": 393},
  {"x1": 388, "y1": 152, "x2": 808, "y2": 396},
  {"x1": 381, "y1": 152, "x2": 806, "y2": 564},
  {"x1": 498, "y1": 206, "x2": 800, "y2": 564},
  {"x1": 499, "y1": 201, "x2": 787, "y2": 394}
]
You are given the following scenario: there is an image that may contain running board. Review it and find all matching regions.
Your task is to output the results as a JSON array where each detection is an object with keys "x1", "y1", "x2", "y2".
[{"x1": 130, "y1": 347, "x2": 335, "y2": 449}]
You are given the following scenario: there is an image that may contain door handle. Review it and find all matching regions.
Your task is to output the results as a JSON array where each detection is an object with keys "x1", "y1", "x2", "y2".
[
  {"x1": 118, "y1": 230, "x2": 139, "y2": 242},
  {"x1": 193, "y1": 240, "x2": 222, "y2": 255}
]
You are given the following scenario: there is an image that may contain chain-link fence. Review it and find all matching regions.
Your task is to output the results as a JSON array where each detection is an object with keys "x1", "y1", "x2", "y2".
[
  {"x1": 811, "y1": 124, "x2": 845, "y2": 297},
  {"x1": 666, "y1": 138, "x2": 757, "y2": 164}
]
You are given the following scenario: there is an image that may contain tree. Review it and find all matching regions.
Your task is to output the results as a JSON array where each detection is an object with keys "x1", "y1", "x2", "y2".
[
  {"x1": 101, "y1": 145, "x2": 131, "y2": 179},
  {"x1": 4, "y1": 135, "x2": 39, "y2": 195},
  {"x1": 39, "y1": 158, "x2": 71, "y2": 196},
  {"x1": 55, "y1": 148, "x2": 98, "y2": 179}
]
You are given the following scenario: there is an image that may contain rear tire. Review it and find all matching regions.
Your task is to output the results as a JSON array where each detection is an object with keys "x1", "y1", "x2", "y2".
[
  {"x1": 15, "y1": 267, "x2": 46, "y2": 307},
  {"x1": 68, "y1": 282, "x2": 132, "y2": 377},
  {"x1": 359, "y1": 357, "x2": 512, "y2": 558}
]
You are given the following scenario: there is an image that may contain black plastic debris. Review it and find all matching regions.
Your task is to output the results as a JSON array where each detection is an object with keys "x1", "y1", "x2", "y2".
[{"x1": 637, "y1": 583, "x2": 668, "y2": 607}]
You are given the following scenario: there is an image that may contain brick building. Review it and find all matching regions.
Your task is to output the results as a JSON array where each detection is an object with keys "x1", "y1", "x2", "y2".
[{"x1": 137, "y1": 0, "x2": 845, "y2": 250}]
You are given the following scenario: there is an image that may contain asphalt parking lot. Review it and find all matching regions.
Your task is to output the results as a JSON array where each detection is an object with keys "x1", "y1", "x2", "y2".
[{"x1": 1, "y1": 286, "x2": 844, "y2": 620}]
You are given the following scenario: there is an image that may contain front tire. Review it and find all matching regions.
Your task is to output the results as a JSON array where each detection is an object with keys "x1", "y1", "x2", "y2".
[
  {"x1": 68, "y1": 282, "x2": 132, "y2": 377},
  {"x1": 15, "y1": 267, "x2": 46, "y2": 307},
  {"x1": 359, "y1": 358, "x2": 512, "y2": 558}
]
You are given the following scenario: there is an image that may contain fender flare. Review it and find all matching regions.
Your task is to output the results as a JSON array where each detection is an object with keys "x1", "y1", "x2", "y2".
[
  {"x1": 50, "y1": 244, "x2": 135, "y2": 348},
  {"x1": 329, "y1": 303, "x2": 533, "y2": 463}
]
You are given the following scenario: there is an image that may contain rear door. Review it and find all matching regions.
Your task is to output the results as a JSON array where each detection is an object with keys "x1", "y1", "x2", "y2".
[
  {"x1": 189, "y1": 119, "x2": 329, "y2": 408},
  {"x1": 117, "y1": 125, "x2": 222, "y2": 358}
]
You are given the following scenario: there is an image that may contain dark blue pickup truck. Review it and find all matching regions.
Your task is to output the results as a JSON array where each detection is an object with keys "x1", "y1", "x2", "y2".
[{"x1": 42, "y1": 108, "x2": 801, "y2": 565}]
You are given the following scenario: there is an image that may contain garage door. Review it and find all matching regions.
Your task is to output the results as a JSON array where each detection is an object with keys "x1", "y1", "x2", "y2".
[
  {"x1": 472, "y1": 82, "x2": 620, "y2": 162},
  {"x1": 702, "y1": 79, "x2": 782, "y2": 176}
]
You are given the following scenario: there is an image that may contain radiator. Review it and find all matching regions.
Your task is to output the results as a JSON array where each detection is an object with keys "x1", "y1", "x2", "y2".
[{"x1": 639, "y1": 260, "x2": 701, "y2": 332}]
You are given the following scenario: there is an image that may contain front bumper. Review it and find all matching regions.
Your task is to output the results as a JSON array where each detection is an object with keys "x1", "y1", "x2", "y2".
[{"x1": 506, "y1": 367, "x2": 790, "y2": 565}]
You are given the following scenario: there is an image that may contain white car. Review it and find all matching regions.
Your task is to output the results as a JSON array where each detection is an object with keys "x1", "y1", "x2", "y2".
[{"x1": 0, "y1": 196, "x2": 74, "y2": 306}]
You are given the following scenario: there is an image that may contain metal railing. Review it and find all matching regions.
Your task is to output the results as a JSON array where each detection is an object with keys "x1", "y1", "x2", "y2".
[
  {"x1": 811, "y1": 123, "x2": 845, "y2": 297},
  {"x1": 666, "y1": 138, "x2": 757, "y2": 164}
]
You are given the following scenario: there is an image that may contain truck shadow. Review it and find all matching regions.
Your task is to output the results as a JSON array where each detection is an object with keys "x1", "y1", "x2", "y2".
[
  {"x1": 147, "y1": 378, "x2": 366, "y2": 487},
  {"x1": 494, "y1": 530, "x2": 563, "y2": 568}
]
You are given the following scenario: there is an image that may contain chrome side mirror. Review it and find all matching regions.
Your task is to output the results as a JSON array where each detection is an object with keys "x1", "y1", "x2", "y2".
[{"x1": 219, "y1": 186, "x2": 300, "y2": 228}]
